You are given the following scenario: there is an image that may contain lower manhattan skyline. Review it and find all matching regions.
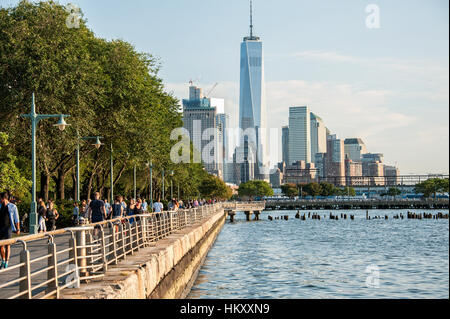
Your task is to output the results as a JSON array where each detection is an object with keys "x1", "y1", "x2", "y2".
[
  {"x1": 4, "y1": 0, "x2": 448, "y2": 176},
  {"x1": 1, "y1": 0, "x2": 449, "y2": 305}
]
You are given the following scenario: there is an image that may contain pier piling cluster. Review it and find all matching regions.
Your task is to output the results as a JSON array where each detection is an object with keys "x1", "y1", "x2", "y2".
[{"x1": 265, "y1": 210, "x2": 449, "y2": 222}]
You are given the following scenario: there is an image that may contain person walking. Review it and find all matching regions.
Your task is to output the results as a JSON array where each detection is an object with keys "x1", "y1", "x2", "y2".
[
  {"x1": 0, "y1": 192, "x2": 20, "y2": 269},
  {"x1": 88, "y1": 192, "x2": 107, "y2": 236},
  {"x1": 38, "y1": 199, "x2": 47, "y2": 232},
  {"x1": 153, "y1": 197, "x2": 163, "y2": 213},
  {"x1": 46, "y1": 201, "x2": 59, "y2": 231},
  {"x1": 104, "y1": 198, "x2": 111, "y2": 219},
  {"x1": 72, "y1": 202, "x2": 79, "y2": 225},
  {"x1": 142, "y1": 199, "x2": 148, "y2": 212},
  {"x1": 111, "y1": 196, "x2": 124, "y2": 235}
]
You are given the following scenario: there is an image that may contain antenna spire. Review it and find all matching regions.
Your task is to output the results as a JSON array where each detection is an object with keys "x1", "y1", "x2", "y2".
[{"x1": 250, "y1": 0, "x2": 253, "y2": 38}]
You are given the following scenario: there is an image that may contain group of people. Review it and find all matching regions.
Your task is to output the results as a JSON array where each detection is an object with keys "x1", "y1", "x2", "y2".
[
  {"x1": 37, "y1": 198, "x2": 60, "y2": 232},
  {"x1": 72, "y1": 192, "x2": 152, "y2": 225},
  {"x1": 0, "y1": 189, "x2": 220, "y2": 270}
]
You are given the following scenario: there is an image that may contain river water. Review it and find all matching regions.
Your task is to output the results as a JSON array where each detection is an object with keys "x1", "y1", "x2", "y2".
[{"x1": 188, "y1": 209, "x2": 449, "y2": 299}]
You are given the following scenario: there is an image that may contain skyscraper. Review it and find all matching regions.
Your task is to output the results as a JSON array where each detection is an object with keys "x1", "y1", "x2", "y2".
[
  {"x1": 282, "y1": 126, "x2": 289, "y2": 164},
  {"x1": 310, "y1": 113, "x2": 327, "y2": 164},
  {"x1": 288, "y1": 106, "x2": 311, "y2": 164},
  {"x1": 238, "y1": 0, "x2": 268, "y2": 182},
  {"x1": 325, "y1": 134, "x2": 345, "y2": 185},
  {"x1": 344, "y1": 138, "x2": 368, "y2": 162},
  {"x1": 182, "y1": 83, "x2": 221, "y2": 178}
]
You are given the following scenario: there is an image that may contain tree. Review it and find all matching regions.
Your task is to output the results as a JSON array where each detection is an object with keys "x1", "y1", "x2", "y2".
[
  {"x1": 199, "y1": 174, "x2": 232, "y2": 200},
  {"x1": 303, "y1": 182, "x2": 321, "y2": 198},
  {"x1": 387, "y1": 187, "x2": 401, "y2": 198},
  {"x1": 239, "y1": 180, "x2": 273, "y2": 199},
  {"x1": 280, "y1": 183, "x2": 298, "y2": 198},
  {"x1": 0, "y1": 132, "x2": 32, "y2": 199},
  {"x1": 415, "y1": 178, "x2": 449, "y2": 198},
  {"x1": 319, "y1": 182, "x2": 336, "y2": 197}
]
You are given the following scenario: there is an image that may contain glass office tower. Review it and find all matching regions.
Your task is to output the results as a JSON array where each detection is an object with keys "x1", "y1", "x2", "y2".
[{"x1": 238, "y1": 1, "x2": 268, "y2": 181}]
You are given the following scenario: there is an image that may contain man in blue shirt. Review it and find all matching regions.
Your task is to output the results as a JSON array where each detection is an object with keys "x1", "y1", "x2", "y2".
[
  {"x1": 0, "y1": 192, "x2": 20, "y2": 269},
  {"x1": 152, "y1": 197, "x2": 163, "y2": 213}
]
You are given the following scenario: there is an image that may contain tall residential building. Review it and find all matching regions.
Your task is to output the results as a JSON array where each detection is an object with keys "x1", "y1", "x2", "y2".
[
  {"x1": 288, "y1": 106, "x2": 311, "y2": 164},
  {"x1": 216, "y1": 112, "x2": 229, "y2": 181},
  {"x1": 238, "y1": 1, "x2": 268, "y2": 181},
  {"x1": 384, "y1": 165, "x2": 400, "y2": 186},
  {"x1": 362, "y1": 153, "x2": 384, "y2": 176},
  {"x1": 325, "y1": 134, "x2": 345, "y2": 186},
  {"x1": 281, "y1": 126, "x2": 289, "y2": 164},
  {"x1": 314, "y1": 152, "x2": 326, "y2": 178},
  {"x1": 182, "y1": 83, "x2": 221, "y2": 177},
  {"x1": 345, "y1": 158, "x2": 363, "y2": 186},
  {"x1": 344, "y1": 138, "x2": 368, "y2": 163},
  {"x1": 282, "y1": 161, "x2": 317, "y2": 184},
  {"x1": 310, "y1": 113, "x2": 327, "y2": 164}
]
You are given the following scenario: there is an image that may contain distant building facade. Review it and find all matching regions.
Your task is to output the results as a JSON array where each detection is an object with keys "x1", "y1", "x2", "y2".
[
  {"x1": 310, "y1": 113, "x2": 327, "y2": 165},
  {"x1": 288, "y1": 106, "x2": 311, "y2": 164}
]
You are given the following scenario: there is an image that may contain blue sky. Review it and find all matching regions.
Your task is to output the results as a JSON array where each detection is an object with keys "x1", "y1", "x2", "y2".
[{"x1": 3, "y1": 0, "x2": 449, "y2": 174}]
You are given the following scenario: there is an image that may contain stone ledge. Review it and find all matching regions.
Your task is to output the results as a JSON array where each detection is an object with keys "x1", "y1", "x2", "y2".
[{"x1": 60, "y1": 209, "x2": 225, "y2": 299}]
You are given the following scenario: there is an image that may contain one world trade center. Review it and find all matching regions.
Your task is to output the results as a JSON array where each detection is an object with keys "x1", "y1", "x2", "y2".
[{"x1": 238, "y1": 0, "x2": 269, "y2": 182}]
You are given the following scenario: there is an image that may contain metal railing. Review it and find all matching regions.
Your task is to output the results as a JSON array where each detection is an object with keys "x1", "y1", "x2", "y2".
[{"x1": 0, "y1": 203, "x2": 219, "y2": 299}]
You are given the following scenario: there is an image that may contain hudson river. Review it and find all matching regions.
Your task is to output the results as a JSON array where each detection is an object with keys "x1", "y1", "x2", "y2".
[{"x1": 188, "y1": 209, "x2": 449, "y2": 299}]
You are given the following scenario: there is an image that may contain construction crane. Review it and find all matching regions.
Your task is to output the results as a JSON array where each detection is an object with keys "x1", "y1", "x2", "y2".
[{"x1": 205, "y1": 82, "x2": 218, "y2": 98}]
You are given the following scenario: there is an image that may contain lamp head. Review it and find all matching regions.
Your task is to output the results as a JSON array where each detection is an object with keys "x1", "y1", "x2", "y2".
[
  {"x1": 54, "y1": 115, "x2": 69, "y2": 131},
  {"x1": 92, "y1": 136, "x2": 103, "y2": 149}
]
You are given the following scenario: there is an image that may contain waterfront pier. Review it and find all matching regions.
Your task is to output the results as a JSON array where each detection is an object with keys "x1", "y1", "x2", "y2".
[{"x1": 223, "y1": 202, "x2": 266, "y2": 222}]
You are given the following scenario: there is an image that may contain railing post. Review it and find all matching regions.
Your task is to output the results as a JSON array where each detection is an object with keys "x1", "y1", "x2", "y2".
[
  {"x1": 67, "y1": 226, "x2": 94, "y2": 280},
  {"x1": 109, "y1": 223, "x2": 118, "y2": 265},
  {"x1": 68, "y1": 234, "x2": 80, "y2": 288},
  {"x1": 128, "y1": 221, "x2": 133, "y2": 254},
  {"x1": 46, "y1": 238, "x2": 59, "y2": 298},
  {"x1": 99, "y1": 226, "x2": 107, "y2": 272},
  {"x1": 19, "y1": 245, "x2": 32, "y2": 299},
  {"x1": 184, "y1": 210, "x2": 188, "y2": 228},
  {"x1": 134, "y1": 219, "x2": 140, "y2": 250},
  {"x1": 120, "y1": 223, "x2": 126, "y2": 260}
]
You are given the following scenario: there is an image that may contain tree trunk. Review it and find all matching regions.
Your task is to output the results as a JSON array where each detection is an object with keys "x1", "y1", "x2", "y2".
[
  {"x1": 40, "y1": 172, "x2": 50, "y2": 202},
  {"x1": 57, "y1": 164, "x2": 65, "y2": 200}
]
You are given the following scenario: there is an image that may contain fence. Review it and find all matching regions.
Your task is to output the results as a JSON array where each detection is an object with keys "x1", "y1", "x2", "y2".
[{"x1": 0, "y1": 204, "x2": 219, "y2": 299}]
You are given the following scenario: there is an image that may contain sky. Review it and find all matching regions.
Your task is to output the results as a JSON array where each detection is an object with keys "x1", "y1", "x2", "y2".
[{"x1": 2, "y1": 0, "x2": 449, "y2": 174}]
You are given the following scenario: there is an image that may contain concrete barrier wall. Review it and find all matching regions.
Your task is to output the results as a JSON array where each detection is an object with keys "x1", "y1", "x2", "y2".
[{"x1": 60, "y1": 208, "x2": 226, "y2": 299}]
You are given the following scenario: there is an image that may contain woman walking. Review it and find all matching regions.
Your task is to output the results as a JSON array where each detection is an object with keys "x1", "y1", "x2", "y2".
[
  {"x1": 38, "y1": 199, "x2": 47, "y2": 233},
  {"x1": 46, "y1": 201, "x2": 59, "y2": 231}
]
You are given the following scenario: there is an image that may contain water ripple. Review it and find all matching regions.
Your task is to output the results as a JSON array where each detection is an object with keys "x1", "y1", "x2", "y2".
[{"x1": 188, "y1": 209, "x2": 449, "y2": 299}]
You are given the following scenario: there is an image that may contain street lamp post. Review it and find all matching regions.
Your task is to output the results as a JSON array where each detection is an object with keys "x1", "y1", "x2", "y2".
[
  {"x1": 110, "y1": 143, "x2": 114, "y2": 204},
  {"x1": 21, "y1": 93, "x2": 70, "y2": 234},
  {"x1": 76, "y1": 134, "x2": 103, "y2": 202},
  {"x1": 162, "y1": 169, "x2": 165, "y2": 201},
  {"x1": 170, "y1": 170, "x2": 174, "y2": 200},
  {"x1": 146, "y1": 161, "x2": 153, "y2": 209},
  {"x1": 133, "y1": 164, "x2": 137, "y2": 199}
]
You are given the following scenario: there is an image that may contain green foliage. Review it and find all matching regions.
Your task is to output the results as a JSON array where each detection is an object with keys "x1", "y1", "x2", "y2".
[
  {"x1": 0, "y1": 132, "x2": 32, "y2": 198},
  {"x1": 415, "y1": 178, "x2": 449, "y2": 198},
  {"x1": 239, "y1": 180, "x2": 274, "y2": 199},
  {"x1": 303, "y1": 182, "x2": 321, "y2": 198},
  {"x1": 199, "y1": 174, "x2": 233, "y2": 200},
  {"x1": 280, "y1": 183, "x2": 298, "y2": 198},
  {"x1": 387, "y1": 187, "x2": 401, "y2": 197}
]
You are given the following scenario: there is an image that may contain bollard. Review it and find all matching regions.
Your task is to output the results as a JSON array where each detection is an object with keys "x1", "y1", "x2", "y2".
[
  {"x1": 19, "y1": 243, "x2": 32, "y2": 299},
  {"x1": 46, "y1": 238, "x2": 59, "y2": 297},
  {"x1": 67, "y1": 226, "x2": 94, "y2": 280}
]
